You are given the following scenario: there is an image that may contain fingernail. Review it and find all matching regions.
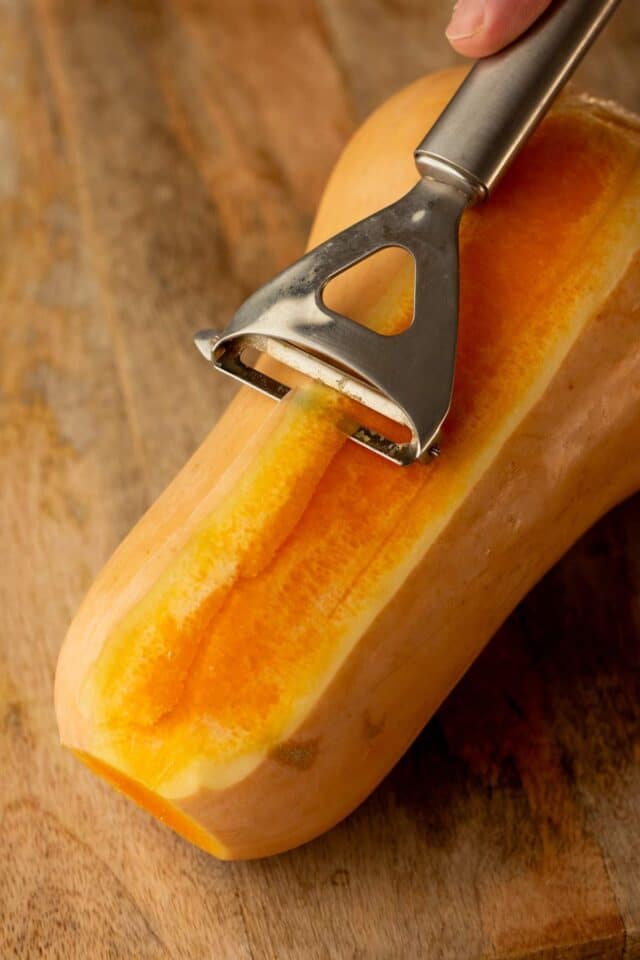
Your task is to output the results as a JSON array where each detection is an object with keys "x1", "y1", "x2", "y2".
[{"x1": 445, "y1": 0, "x2": 485, "y2": 40}]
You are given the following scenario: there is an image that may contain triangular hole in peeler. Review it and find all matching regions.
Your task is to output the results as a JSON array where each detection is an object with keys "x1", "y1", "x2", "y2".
[{"x1": 321, "y1": 246, "x2": 416, "y2": 337}]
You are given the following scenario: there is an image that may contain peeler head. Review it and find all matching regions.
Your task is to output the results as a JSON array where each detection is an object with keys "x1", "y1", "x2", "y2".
[{"x1": 195, "y1": 179, "x2": 467, "y2": 466}]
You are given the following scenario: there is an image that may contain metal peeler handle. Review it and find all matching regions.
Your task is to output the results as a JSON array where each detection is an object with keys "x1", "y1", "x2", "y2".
[{"x1": 415, "y1": 0, "x2": 622, "y2": 199}]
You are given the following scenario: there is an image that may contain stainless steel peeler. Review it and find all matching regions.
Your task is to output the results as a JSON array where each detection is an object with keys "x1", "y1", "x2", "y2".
[{"x1": 195, "y1": 0, "x2": 622, "y2": 465}]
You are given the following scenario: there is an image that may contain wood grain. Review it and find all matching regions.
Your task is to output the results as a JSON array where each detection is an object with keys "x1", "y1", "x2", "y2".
[{"x1": 1, "y1": 1, "x2": 639, "y2": 957}]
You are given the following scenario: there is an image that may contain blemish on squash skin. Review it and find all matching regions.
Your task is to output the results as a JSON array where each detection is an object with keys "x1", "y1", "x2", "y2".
[
  {"x1": 270, "y1": 738, "x2": 318, "y2": 770},
  {"x1": 363, "y1": 712, "x2": 385, "y2": 740}
]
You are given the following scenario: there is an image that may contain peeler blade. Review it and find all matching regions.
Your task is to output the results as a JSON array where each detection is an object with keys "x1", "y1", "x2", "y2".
[{"x1": 195, "y1": 178, "x2": 468, "y2": 465}]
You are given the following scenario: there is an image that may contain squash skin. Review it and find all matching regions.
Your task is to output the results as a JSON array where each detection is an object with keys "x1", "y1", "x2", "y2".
[{"x1": 55, "y1": 69, "x2": 640, "y2": 858}]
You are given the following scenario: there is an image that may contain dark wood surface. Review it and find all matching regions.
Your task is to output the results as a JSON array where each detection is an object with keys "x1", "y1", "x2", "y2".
[{"x1": 1, "y1": 2, "x2": 639, "y2": 957}]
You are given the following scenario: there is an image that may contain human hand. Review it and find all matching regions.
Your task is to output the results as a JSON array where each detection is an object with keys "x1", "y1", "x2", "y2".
[{"x1": 446, "y1": 0, "x2": 554, "y2": 57}]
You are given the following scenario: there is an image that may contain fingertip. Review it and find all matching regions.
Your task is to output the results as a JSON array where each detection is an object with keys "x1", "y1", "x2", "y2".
[
  {"x1": 445, "y1": 0, "x2": 553, "y2": 59},
  {"x1": 446, "y1": 28, "x2": 510, "y2": 59},
  {"x1": 445, "y1": 0, "x2": 485, "y2": 51}
]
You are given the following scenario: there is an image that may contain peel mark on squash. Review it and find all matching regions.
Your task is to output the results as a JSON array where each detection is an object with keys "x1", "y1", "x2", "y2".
[
  {"x1": 96, "y1": 441, "x2": 425, "y2": 792},
  {"x1": 84, "y1": 385, "x2": 347, "y2": 729}
]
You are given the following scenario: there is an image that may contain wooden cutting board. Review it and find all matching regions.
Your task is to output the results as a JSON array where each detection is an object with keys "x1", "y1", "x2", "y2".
[{"x1": 1, "y1": 2, "x2": 639, "y2": 957}]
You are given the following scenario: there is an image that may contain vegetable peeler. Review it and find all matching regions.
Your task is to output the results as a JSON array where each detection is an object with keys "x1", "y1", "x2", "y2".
[{"x1": 195, "y1": 0, "x2": 622, "y2": 466}]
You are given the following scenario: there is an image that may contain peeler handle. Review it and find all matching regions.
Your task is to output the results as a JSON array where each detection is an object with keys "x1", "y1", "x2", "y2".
[{"x1": 415, "y1": 0, "x2": 622, "y2": 199}]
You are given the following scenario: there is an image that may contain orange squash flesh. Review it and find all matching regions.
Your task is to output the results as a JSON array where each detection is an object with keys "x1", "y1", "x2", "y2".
[{"x1": 55, "y1": 69, "x2": 640, "y2": 858}]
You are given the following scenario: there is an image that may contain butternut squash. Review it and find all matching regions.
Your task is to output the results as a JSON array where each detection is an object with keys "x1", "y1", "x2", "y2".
[{"x1": 55, "y1": 68, "x2": 640, "y2": 859}]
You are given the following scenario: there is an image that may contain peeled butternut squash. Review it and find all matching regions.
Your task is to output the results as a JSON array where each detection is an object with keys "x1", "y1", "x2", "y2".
[{"x1": 55, "y1": 68, "x2": 640, "y2": 859}]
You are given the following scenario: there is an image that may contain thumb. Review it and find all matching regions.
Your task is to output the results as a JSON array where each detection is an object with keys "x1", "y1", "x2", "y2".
[{"x1": 446, "y1": 0, "x2": 553, "y2": 57}]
